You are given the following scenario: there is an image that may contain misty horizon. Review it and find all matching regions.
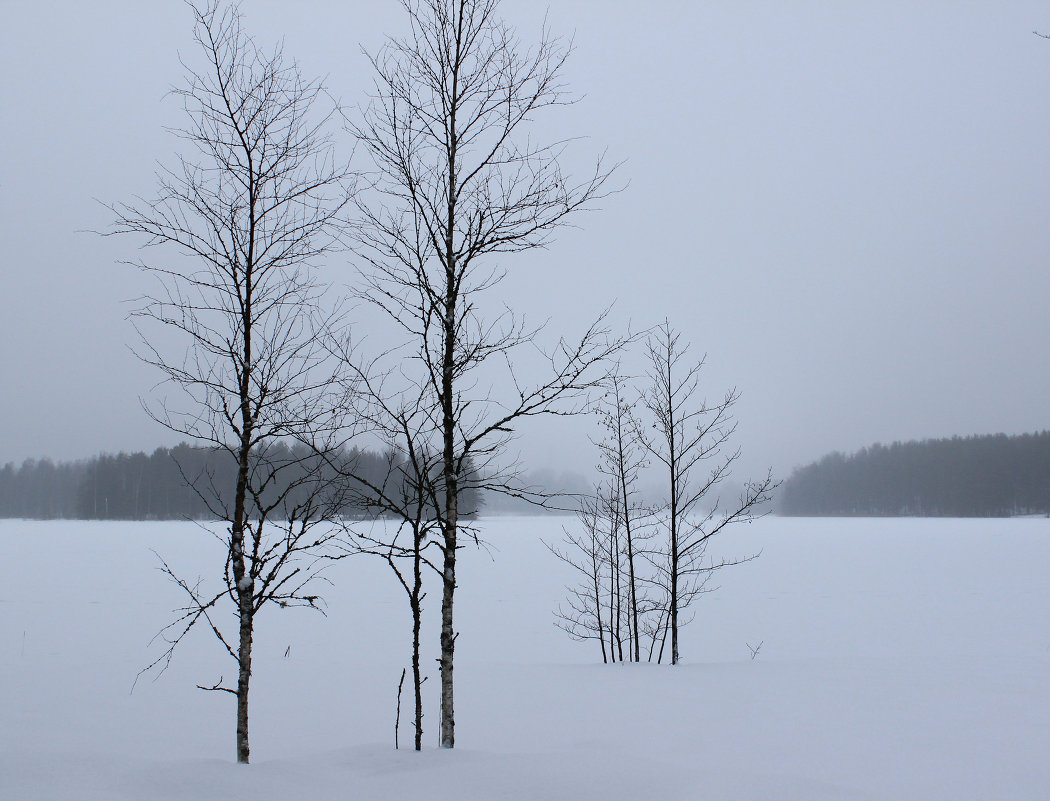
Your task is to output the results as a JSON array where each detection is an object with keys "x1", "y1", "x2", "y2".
[{"x1": 5, "y1": 1, "x2": 1050, "y2": 485}]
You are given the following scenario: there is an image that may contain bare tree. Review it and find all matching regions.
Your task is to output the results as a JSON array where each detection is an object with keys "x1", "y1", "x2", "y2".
[
  {"x1": 109, "y1": 1, "x2": 354, "y2": 763},
  {"x1": 594, "y1": 371, "x2": 651, "y2": 662},
  {"x1": 351, "y1": 0, "x2": 619, "y2": 748},
  {"x1": 333, "y1": 364, "x2": 445, "y2": 752},
  {"x1": 547, "y1": 490, "x2": 615, "y2": 663},
  {"x1": 548, "y1": 477, "x2": 658, "y2": 663},
  {"x1": 638, "y1": 321, "x2": 777, "y2": 665},
  {"x1": 353, "y1": 501, "x2": 438, "y2": 753}
]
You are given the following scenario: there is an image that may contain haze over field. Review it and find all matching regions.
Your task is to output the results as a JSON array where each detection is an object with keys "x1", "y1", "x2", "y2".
[{"x1": 4, "y1": 1, "x2": 1050, "y2": 478}]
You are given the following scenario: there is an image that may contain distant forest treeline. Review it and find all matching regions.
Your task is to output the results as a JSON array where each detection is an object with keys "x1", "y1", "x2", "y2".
[
  {"x1": 780, "y1": 431, "x2": 1050, "y2": 517},
  {"x1": 0, "y1": 444, "x2": 482, "y2": 521}
]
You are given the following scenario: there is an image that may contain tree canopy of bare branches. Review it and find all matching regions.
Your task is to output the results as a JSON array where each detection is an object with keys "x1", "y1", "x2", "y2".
[
  {"x1": 108, "y1": 1, "x2": 354, "y2": 763},
  {"x1": 351, "y1": 0, "x2": 620, "y2": 748}
]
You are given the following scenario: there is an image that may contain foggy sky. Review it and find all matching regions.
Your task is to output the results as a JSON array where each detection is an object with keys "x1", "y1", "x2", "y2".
[{"x1": 3, "y1": 0, "x2": 1050, "y2": 483}]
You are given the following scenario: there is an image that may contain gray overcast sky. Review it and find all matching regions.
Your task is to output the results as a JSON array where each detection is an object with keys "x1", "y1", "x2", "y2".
[{"x1": 2, "y1": 0, "x2": 1050, "y2": 482}]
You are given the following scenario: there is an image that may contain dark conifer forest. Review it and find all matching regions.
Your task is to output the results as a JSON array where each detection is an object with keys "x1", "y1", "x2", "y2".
[
  {"x1": 0, "y1": 444, "x2": 481, "y2": 521},
  {"x1": 779, "y1": 431, "x2": 1050, "y2": 517}
]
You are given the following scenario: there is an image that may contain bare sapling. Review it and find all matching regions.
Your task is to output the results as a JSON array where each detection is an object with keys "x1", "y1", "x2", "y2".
[{"x1": 638, "y1": 321, "x2": 777, "y2": 665}]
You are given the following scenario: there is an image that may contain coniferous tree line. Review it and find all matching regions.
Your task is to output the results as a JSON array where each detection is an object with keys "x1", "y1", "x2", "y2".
[
  {"x1": 0, "y1": 444, "x2": 480, "y2": 521},
  {"x1": 779, "y1": 431, "x2": 1050, "y2": 517},
  {"x1": 0, "y1": 457, "x2": 84, "y2": 519}
]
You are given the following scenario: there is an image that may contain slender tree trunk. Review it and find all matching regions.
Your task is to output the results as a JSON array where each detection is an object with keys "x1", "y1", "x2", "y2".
[
  {"x1": 616, "y1": 433, "x2": 640, "y2": 662},
  {"x1": 613, "y1": 512, "x2": 623, "y2": 662},
  {"x1": 230, "y1": 426, "x2": 253, "y2": 762},
  {"x1": 395, "y1": 667, "x2": 406, "y2": 750},
  {"x1": 670, "y1": 481, "x2": 679, "y2": 666},
  {"x1": 231, "y1": 442, "x2": 253, "y2": 763},
  {"x1": 606, "y1": 522, "x2": 616, "y2": 663},
  {"x1": 412, "y1": 526, "x2": 424, "y2": 751},
  {"x1": 439, "y1": 241, "x2": 459, "y2": 745},
  {"x1": 236, "y1": 595, "x2": 253, "y2": 764},
  {"x1": 626, "y1": 522, "x2": 639, "y2": 662},
  {"x1": 648, "y1": 606, "x2": 666, "y2": 663},
  {"x1": 657, "y1": 609, "x2": 670, "y2": 665},
  {"x1": 233, "y1": 248, "x2": 254, "y2": 762},
  {"x1": 670, "y1": 542, "x2": 679, "y2": 665},
  {"x1": 667, "y1": 347, "x2": 680, "y2": 666},
  {"x1": 439, "y1": 269, "x2": 458, "y2": 748},
  {"x1": 438, "y1": 528, "x2": 456, "y2": 746},
  {"x1": 591, "y1": 528, "x2": 608, "y2": 664},
  {"x1": 438, "y1": 36, "x2": 462, "y2": 746}
]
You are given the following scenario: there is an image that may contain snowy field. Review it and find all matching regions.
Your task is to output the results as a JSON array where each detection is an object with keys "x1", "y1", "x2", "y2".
[{"x1": 2, "y1": 515, "x2": 1049, "y2": 800}]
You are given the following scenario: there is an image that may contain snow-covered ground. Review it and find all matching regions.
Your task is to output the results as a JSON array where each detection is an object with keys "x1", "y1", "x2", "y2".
[{"x1": 2, "y1": 515, "x2": 1048, "y2": 800}]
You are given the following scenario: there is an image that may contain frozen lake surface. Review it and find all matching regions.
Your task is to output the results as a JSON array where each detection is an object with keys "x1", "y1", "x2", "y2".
[{"x1": 2, "y1": 515, "x2": 1048, "y2": 800}]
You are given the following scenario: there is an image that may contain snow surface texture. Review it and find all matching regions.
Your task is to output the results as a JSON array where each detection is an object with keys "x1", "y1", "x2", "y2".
[{"x1": 2, "y1": 516, "x2": 1048, "y2": 800}]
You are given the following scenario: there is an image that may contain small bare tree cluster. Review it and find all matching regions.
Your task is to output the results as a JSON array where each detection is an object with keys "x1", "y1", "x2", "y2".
[
  {"x1": 548, "y1": 371, "x2": 659, "y2": 662},
  {"x1": 552, "y1": 324, "x2": 778, "y2": 665},
  {"x1": 548, "y1": 484, "x2": 659, "y2": 663},
  {"x1": 110, "y1": 1, "x2": 354, "y2": 763}
]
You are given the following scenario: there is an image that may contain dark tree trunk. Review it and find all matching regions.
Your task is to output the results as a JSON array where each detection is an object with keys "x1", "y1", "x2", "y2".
[
  {"x1": 613, "y1": 515, "x2": 623, "y2": 662},
  {"x1": 670, "y1": 543, "x2": 679, "y2": 666},
  {"x1": 439, "y1": 287, "x2": 458, "y2": 748},
  {"x1": 236, "y1": 596, "x2": 253, "y2": 764},
  {"x1": 439, "y1": 54, "x2": 461, "y2": 745},
  {"x1": 618, "y1": 444, "x2": 640, "y2": 663},
  {"x1": 231, "y1": 449, "x2": 254, "y2": 762},
  {"x1": 667, "y1": 350, "x2": 680, "y2": 667},
  {"x1": 592, "y1": 537, "x2": 608, "y2": 664},
  {"x1": 233, "y1": 264, "x2": 254, "y2": 761},
  {"x1": 412, "y1": 526, "x2": 424, "y2": 751},
  {"x1": 438, "y1": 534, "x2": 456, "y2": 747}
]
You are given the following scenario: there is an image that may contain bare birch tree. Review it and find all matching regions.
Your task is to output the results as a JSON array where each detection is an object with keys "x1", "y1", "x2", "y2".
[
  {"x1": 109, "y1": 1, "x2": 354, "y2": 763},
  {"x1": 331, "y1": 362, "x2": 446, "y2": 752},
  {"x1": 547, "y1": 490, "x2": 615, "y2": 663},
  {"x1": 595, "y1": 371, "x2": 651, "y2": 662},
  {"x1": 639, "y1": 322, "x2": 777, "y2": 665},
  {"x1": 351, "y1": 473, "x2": 439, "y2": 753},
  {"x1": 548, "y1": 477, "x2": 657, "y2": 663},
  {"x1": 350, "y1": 0, "x2": 619, "y2": 748}
]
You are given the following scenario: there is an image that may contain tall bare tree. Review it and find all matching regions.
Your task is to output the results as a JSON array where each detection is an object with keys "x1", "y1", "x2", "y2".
[
  {"x1": 109, "y1": 1, "x2": 354, "y2": 763},
  {"x1": 351, "y1": 0, "x2": 619, "y2": 747},
  {"x1": 639, "y1": 322, "x2": 776, "y2": 665}
]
